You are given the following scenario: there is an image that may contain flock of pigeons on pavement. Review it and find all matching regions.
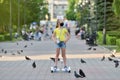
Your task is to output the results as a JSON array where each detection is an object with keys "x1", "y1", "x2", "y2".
[
  {"x1": 0, "y1": 42, "x2": 36, "y2": 69},
  {"x1": 0, "y1": 42, "x2": 120, "y2": 79},
  {"x1": 50, "y1": 48, "x2": 119, "y2": 79}
]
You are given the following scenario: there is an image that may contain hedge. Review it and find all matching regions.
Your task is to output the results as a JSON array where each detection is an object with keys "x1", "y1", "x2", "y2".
[
  {"x1": 97, "y1": 32, "x2": 103, "y2": 45},
  {"x1": 106, "y1": 36, "x2": 116, "y2": 45},
  {"x1": 0, "y1": 35, "x2": 4, "y2": 41},
  {"x1": 4, "y1": 34, "x2": 11, "y2": 41},
  {"x1": 97, "y1": 31, "x2": 116, "y2": 45},
  {"x1": 116, "y1": 39, "x2": 120, "y2": 48},
  {"x1": 107, "y1": 31, "x2": 120, "y2": 39}
]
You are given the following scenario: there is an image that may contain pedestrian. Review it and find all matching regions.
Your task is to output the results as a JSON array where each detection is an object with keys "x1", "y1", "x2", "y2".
[
  {"x1": 14, "y1": 32, "x2": 19, "y2": 39},
  {"x1": 52, "y1": 21, "x2": 71, "y2": 70}
]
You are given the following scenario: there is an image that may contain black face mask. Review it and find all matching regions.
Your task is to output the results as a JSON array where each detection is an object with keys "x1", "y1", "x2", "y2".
[{"x1": 60, "y1": 23, "x2": 64, "y2": 26}]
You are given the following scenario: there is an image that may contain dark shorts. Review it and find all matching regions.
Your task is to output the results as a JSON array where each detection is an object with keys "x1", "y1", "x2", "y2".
[{"x1": 56, "y1": 41, "x2": 66, "y2": 48}]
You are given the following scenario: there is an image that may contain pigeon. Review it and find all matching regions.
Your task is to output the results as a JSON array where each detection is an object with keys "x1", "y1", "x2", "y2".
[
  {"x1": 88, "y1": 47, "x2": 92, "y2": 50},
  {"x1": 16, "y1": 42, "x2": 19, "y2": 45},
  {"x1": 74, "y1": 71, "x2": 84, "y2": 78},
  {"x1": 25, "y1": 56, "x2": 31, "y2": 60},
  {"x1": 31, "y1": 43, "x2": 33, "y2": 45},
  {"x1": 101, "y1": 56, "x2": 105, "y2": 61},
  {"x1": 108, "y1": 57, "x2": 113, "y2": 61},
  {"x1": 110, "y1": 54, "x2": 115, "y2": 57},
  {"x1": 80, "y1": 59, "x2": 86, "y2": 63},
  {"x1": 17, "y1": 51, "x2": 21, "y2": 54},
  {"x1": 32, "y1": 61, "x2": 36, "y2": 68},
  {"x1": 50, "y1": 57, "x2": 60, "y2": 62},
  {"x1": 93, "y1": 48, "x2": 96, "y2": 50},
  {"x1": 4, "y1": 50, "x2": 7, "y2": 54},
  {"x1": 79, "y1": 69, "x2": 86, "y2": 77},
  {"x1": 12, "y1": 53, "x2": 15, "y2": 55},
  {"x1": 20, "y1": 50, "x2": 23, "y2": 52},
  {"x1": 114, "y1": 60, "x2": 119, "y2": 68},
  {"x1": 11, "y1": 51, "x2": 15, "y2": 55},
  {"x1": 24, "y1": 45, "x2": 27, "y2": 48},
  {"x1": 1, "y1": 49, "x2": 4, "y2": 52}
]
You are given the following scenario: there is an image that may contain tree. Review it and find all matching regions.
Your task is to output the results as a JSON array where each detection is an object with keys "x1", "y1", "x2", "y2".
[
  {"x1": 66, "y1": 0, "x2": 76, "y2": 20},
  {"x1": 0, "y1": 0, "x2": 48, "y2": 34},
  {"x1": 112, "y1": 0, "x2": 120, "y2": 17}
]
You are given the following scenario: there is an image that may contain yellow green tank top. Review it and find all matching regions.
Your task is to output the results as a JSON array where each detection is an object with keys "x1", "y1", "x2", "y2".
[{"x1": 54, "y1": 28, "x2": 68, "y2": 41}]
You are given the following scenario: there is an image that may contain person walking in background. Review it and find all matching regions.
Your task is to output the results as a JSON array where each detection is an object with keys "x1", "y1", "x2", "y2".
[
  {"x1": 52, "y1": 21, "x2": 71, "y2": 70},
  {"x1": 63, "y1": 18, "x2": 71, "y2": 34}
]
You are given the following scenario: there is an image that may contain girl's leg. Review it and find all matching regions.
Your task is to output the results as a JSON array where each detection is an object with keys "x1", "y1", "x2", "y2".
[
  {"x1": 61, "y1": 48, "x2": 67, "y2": 66},
  {"x1": 55, "y1": 48, "x2": 60, "y2": 66}
]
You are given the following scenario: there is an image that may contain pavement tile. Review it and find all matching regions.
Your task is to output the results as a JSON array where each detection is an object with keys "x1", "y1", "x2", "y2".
[
  {"x1": 0, "y1": 55, "x2": 120, "y2": 80},
  {"x1": 0, "y1": 33, "x2": 120, "y2": 80}
]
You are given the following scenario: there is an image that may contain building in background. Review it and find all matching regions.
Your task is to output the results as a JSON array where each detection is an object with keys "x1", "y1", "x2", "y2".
[{"x1": 47, "y1": 0, "x2": 68, "y2": 21}]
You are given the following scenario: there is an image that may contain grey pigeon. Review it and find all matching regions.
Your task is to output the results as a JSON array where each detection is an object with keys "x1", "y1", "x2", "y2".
[
  {"x1": 110, "y1": 54, "x2": 115, "y2": 57},
  {"x1": 79, "y1": 69, "x2": 86, "y2": 77},
  {"x1": 50, "y1": 57, "x2": 60, "y2": 62},
  {"x1": 1, "y1": 49, "x2": 4, "y2": 52},
  {"x1": 16, "y1": 42, "x2": 19, "y2": 45},
  {"x1": 17, "y1": 51, "x2": 21, "y2": 54},
  {"x1": 20, "y1": 50, "x2": 23, "y2": 52},
  {"x1": 108, "y1": 57, "x2": 113, "y2": 61},
  {"x1": 93, "y1": 48, "x2": 96, "y2": 50},
  {"x1": 4, "y1": 50, "x2": 7, "y2": 54},
  {"x1": 25, "y1": 56, "x2": 31, "y2": 60},
  {"x1": 24, "y1": 45, "x2": 27, "y2": 48},
  {"x1": 31, "y1": 43, "x2": 33, "y2": 45},
  {"x1": 12, "y1": 53, "x2": 15, "y2": 55},
  {"x1": 74, "y1": 71, "x2": 84, "y2": 78},
  {"x1": 114, "y1": 60, "x2": 119, "y2": 68},
  {"x1": 81, "y1": 59, "x2": 86, "y2": 63},
  {"x1": 88, "y1": 47, "x2": 92, "y2": 50},
  {"x1": 32, "y1": 61, "x2": 36, "y2": 68},
  {"x1": 101, "y1": 56, "x2": 105, "y2": 61}
]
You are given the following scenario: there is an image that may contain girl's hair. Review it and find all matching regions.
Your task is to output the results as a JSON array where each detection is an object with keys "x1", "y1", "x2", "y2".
[{"x1": 56, "y1": 19, "x2": 60, "y2": 28}]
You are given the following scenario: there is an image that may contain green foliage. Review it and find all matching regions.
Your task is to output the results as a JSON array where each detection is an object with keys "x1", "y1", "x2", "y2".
[
  {"x1": 0, "y1": 35, "x2": 4, "y2": 41},
  {"x1": 97, "y1": 31, "x2": 117, "y2": 45},
  {"x1": 97, "y1": 32, "x2": 103, "y2": 44},
  {"x1": 107, "y1": 31, "x2": 120, "y2": 38},
  {"x1": 96, "y1": 0, "x2": 115, "y2": 30},
  {"x1": 0, "y1": 0, "x2": 48, "y2": 34},
  {"x1": 66, "y1": 10, "x2": 76, "y2": 20},
  {"x1": 116, "y1": 39, "x2": 120, "y2": 47},
  {"x1": 112, "y1": 0, "x2": 120, "y2": 17},
  {"x1": 4, "y1": 34, "x2": 11, "y2": 41},
  {"x1": 106, "y1": 36, "x2": 116, "y2": 45},
  {"x1": 66, "y1": 0, "x2": 76, "y2": 20}
]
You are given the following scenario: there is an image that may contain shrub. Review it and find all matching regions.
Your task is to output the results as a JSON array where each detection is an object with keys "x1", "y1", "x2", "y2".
[
  {"x1": 0, "y1": 35, "x2": 4, "y2": 41},
  {"x1": 107, "y1": 36, "x2": 116, "y2": 45},
  {"x1": 97, "y1": 31, "x2": 117, "y2": 45},
  {"x1": 116, "y1": 39, "x2": 120, "y2": 48},
  {"x1": 4, "y1": 34, "x2": 11, "y2": 41},
  {"x1": 107, "y1": 31, "x2": 120, "y2": 39},
  {"x1": 97, "y1": 32, "x2": 103, "y2": 44}
]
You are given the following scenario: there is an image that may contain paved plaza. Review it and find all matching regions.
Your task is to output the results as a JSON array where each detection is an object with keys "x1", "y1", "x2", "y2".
[{"x1": 0, "y1": 31, "x2": 120, "y2": 80}]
